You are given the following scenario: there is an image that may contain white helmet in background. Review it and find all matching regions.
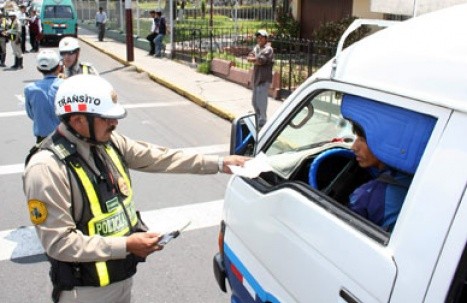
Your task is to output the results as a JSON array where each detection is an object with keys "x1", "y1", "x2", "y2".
[
  {"x1": 58, "y1": 37, "x2": 80, "y2": 53},
  {"x1": 55, "y1": 75, "x2": 127, "y2": 119},
  {"x1": 36, "y1": 50, "x2": 61, "y2": 71}
]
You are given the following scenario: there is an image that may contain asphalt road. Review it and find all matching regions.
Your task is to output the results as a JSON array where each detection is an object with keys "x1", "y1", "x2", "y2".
[{"x1": 0, "y1": 42, "x2": 232, "y2": 302}]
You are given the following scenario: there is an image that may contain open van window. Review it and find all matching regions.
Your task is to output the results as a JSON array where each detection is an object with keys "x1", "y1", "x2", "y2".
[{"x1": 258, "y1": 90, "x2": 436, "y2": 234}]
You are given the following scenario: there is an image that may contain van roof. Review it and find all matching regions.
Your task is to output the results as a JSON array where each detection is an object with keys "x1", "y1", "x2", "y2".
[{"x1": 314, "y1": 4, "x2": 467, "y2": 113}]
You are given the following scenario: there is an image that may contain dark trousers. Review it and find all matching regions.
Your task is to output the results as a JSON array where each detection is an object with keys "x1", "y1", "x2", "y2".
[
  {"x1": 146, "y1": 32, "x2": 156, "y2": 55},
  {"x1": 29, "y1": 31, "x2": 40, "y2": 51},
  {"x1": 97, "y1": 23, "x2": 105, "y2": 41},
  {"x1": 21, "y1": 26, "x2": 26, "y2": 52}
]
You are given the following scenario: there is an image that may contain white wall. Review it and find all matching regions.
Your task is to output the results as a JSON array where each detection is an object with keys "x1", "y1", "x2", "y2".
[
  {"x1": 353, "y1": 0, "x2": 383, "y2": 19},
  {"x1": 371, "y1": 0, "x2": 467, "y2": 16}
]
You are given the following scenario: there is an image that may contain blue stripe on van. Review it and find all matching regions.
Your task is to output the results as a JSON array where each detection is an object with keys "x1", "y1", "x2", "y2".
[{"x1": 224, "y1": 243, "x2": 281, "y2": 303}]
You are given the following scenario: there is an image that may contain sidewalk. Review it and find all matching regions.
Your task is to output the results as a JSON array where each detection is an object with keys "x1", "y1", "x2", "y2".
[{"x1": 78, "y1": 28, "x2": 283, "y2": 122}]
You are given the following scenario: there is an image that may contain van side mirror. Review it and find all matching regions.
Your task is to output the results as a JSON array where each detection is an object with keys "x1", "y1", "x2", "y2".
[{"x1": 230, "y1": 113, "x2": 257, "y2": 156}]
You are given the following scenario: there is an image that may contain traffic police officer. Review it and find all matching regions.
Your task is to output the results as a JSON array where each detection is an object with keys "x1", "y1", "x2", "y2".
[
  {"x1": 23, "y1": 75, "x2": 247, "y2": 303},
  {"x1": 7, "y1": 11, "x2": 22, "y2": 69},
  {"x1": 58, "y1": 37, "x2": 98, "y2": 77},
  {"x1": 18, "y1": 4, "x2": 28, "y2": 53},
  {"x1": 0, "y1": 10, "x2": 9, "y2": 67}
]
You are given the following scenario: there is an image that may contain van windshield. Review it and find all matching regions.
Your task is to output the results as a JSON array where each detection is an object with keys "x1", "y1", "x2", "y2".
[
  {"x1": 265, "y1": 91, "x2": 352, "y2": 156},
  {"x1": 44, "y1": 5, "x2": 73, "y2": 19}
]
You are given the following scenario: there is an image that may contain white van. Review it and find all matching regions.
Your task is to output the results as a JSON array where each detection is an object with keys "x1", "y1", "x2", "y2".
[{"x1": 213, "y1": 5, "x2": 467, "y2": 303}]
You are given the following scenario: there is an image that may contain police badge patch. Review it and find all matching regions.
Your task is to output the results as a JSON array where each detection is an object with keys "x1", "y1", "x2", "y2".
[{"x1": 28, "y1": 200, "x2": 48, "y2": 225}]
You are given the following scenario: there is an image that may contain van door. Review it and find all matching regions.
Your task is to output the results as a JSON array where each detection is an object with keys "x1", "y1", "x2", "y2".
[
  {"x1": 222, "y1": 83, "x2": 441, "y2": 302},
  {"x1": 425, "y1": 187, "x2": 467, "y2": 302}
]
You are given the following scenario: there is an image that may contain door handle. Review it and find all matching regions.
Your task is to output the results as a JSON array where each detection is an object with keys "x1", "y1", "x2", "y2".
[{"x1": 339, "y1": 288, "x2": 362, "y2": 303}]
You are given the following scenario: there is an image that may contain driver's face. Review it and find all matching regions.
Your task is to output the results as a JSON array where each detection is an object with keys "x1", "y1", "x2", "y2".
[{"x1": 351, "y1": 135, "x2": 384, "y2": 170}]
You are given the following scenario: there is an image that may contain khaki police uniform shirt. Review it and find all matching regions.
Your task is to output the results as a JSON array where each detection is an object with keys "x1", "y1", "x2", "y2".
[
  {"x1": 23, "y1": 123, "x2": 219, "y2": 263},
  {"x1": 64, "y1": 62, "x2": 98, "y2": 78}
]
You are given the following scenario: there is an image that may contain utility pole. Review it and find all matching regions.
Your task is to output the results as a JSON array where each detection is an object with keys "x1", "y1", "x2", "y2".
[
  {"x1": 124, "y1": 0, "x2": 134, "y2": 61},
  {"x1": 209, "y1": 0, "x2": 213, "y2": 58}
]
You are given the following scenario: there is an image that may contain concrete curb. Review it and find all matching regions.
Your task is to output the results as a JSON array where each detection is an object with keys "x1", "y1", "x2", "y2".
[{"x1": 78, "y1": 36, "x2": 237, "y2": 122}]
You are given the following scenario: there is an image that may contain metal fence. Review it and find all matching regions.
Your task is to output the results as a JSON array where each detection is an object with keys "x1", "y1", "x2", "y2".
[
  {"x1": 74, "y1": 1, "x2": 336, "y2": 99},
  {"x1": 171, "y1": 25, "x2": 337, "y2": 98},
  {"x1": 74, "y1": 0, "x2": 276, "y2": 37}
]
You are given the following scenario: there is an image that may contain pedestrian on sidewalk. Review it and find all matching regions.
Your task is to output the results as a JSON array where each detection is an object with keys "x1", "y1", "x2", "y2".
[
  {"x1": 152, "y1": 9, "x2": 166, "y2": 58},
  {"x1": 0, "y1": 11, "x2": 9, "y2": 67},
  {"x1": 178, "y1": 0, "x2": 186, "y2": 21},
  {"x1": 28, "y1": 9, "x2": 42, "y2": 52},
  {"x1": 18, "y1": 3, "x2": 29, "y2": 53},
  {"x1": 24, "y1": 50, "x2": 62, "y2": 143},
  {"x1": 6, "y1": 11, "x2": 23, "y2": 70},
  {"x1": 59, "y1": 37, "x2": 98, "y2": 77},
  {"x1": 146, "y1": 9, "x2": 157, "y2": 56},
  {"x1": 23, "y1": 74, "x2": 248, "y2": 303},
  {"x1": 247, "y1": 30, "x2": 274, "y2": 128},
  {"x1": 95, "y1": 7, "x2": 107, "y2": 42}
]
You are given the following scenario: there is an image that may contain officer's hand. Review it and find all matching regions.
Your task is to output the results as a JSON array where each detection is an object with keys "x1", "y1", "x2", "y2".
[
  {"x1": 126, "y1": 232, "x2": 163, "y2": 258},
  {"x1": 221, "y1": 155, "x2": 251, "y2": 174}
]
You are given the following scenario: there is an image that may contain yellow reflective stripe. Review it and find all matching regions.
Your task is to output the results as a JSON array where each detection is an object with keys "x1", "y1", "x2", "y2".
[
  {"x1": 71, "y1": 164, "x2": 102, "y2": 224},
  {"x1": 104, "y1": 145, "x2": 138, "y2": 226},
  {"x1": 71, "y1": 164, "x2": 111, "y2": 287},
  {"x1": 95, "y1": 262, "x2": 110, "y2": 286},
  {"x1": 82, "y1": 65, "x2": 89, "y2": 74},
  {"x1": 104, "y1": 145, "x2": 133, "y2": 198}
]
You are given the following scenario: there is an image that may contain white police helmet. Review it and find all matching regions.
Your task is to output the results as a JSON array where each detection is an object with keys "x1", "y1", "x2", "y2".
[
  {"x1": 36, "y1": 50, "x2": 61, "y2": 71},
  {"x1": 58, "y1": 37, "x2": 80, "y2": 52},
  {"x1": 55, "y1": 75, "x2": 127, "y2": 119}
]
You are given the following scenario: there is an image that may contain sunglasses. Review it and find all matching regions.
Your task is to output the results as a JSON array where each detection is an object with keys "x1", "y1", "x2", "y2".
[{"x1": 60, "y1": 50, "x2": 78, "y2": 56}]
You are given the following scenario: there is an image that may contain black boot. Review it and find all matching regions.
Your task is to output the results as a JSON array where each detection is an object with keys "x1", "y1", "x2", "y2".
[
  {"x1": 10, "y1": 57, "x2": 18, "y2": 69},
  {"x1": 17, "y1": 57, "x2": 23, "y2": 69},
  {"x1": 0, "y1": 54, "x2": 5, "y2": 67}
]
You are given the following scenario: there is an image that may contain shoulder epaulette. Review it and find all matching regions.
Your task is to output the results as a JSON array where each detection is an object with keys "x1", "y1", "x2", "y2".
[
  {"x1": 80, "y1": 62, "x2": 94, "y2": 67},
  {"x1": 48, "y1": 132, "x2": 77, "y2": 161}
]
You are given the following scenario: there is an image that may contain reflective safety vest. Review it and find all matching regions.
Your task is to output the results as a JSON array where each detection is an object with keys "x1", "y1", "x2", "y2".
[
  {"x1": 41, "y1": 132, "x2": 147, "y2": 290},
  {"x1": 65, "y1": 62, "x2": 95, "y2": 78},
  {"x1": 81, "y1": 63, "x2": 89, "y2": 74},
  {"x1": 9, "y1": 19, "x2": 18, "y2": 41}
]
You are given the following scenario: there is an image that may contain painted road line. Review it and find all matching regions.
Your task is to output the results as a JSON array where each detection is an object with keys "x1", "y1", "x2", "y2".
[
  {"x1": 0, "y1": 164, "x2": 24, "y2": 176},
  {"x1": 0, "y1": 101, "x2": 191, "y2": 119},
  {"x1": 0, "y1": 200, "x2": 223, "y2": 261},
  {"x1": 0, "y1": 144, "x2": 228, "y2": 176},
  {"x1": 0, "y1": 111, "x2": 26, "y2": 118},
  {"x1": 123, "y1": 102, "x2": 189, "y2": 109}
]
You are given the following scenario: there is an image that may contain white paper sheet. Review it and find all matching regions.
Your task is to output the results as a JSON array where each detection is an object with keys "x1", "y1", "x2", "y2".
[{"x1": 229, "y1": 152, "x2": 273, "y2": 178}]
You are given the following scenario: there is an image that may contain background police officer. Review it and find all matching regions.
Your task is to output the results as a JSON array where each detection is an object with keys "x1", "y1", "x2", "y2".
[
  {"x1": 0, "y1": 10, "x2": 9, "y2": 67},
  {"x1": 6, "y1": 11, "x2": 22, "y2": 70},
  {"x1": 58, "y1": 37, "x2": 98, "y2": 77},
  {"x1": 23, "y1": 75, "x2": 247, "y2": 303},
  {"x1": 18, "y1": 3, "x2": 28, "y2": 53}
]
